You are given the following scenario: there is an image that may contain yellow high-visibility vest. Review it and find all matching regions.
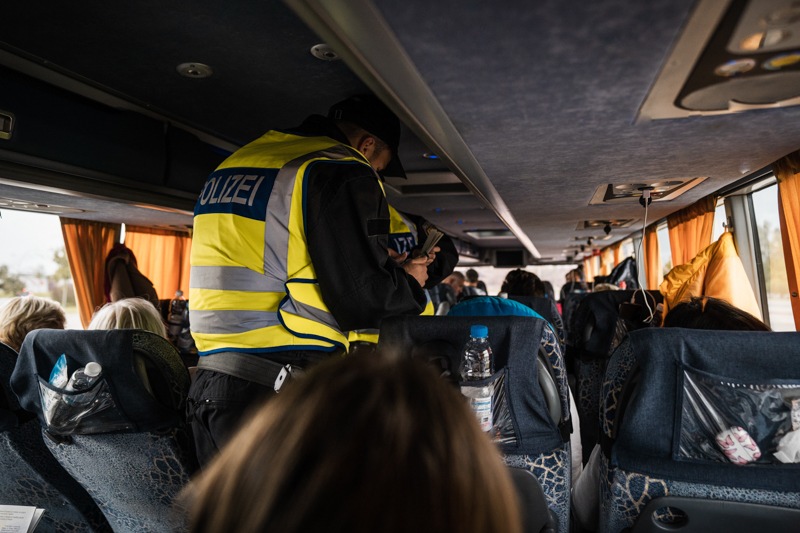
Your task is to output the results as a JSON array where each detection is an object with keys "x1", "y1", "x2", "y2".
[{"x1": 190, "y1": 131, "x2": 373, "y2": 355}]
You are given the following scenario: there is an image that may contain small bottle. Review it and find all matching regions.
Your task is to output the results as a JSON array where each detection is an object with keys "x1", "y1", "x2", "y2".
[
  {"x1": 168, "y1": 290, "x2": 187, "y2": 341},
  {"x1": 460, "y1": 325, "x2": 494, "y2": 380},
  {"x1": 66, "y1": 362, "x2": 103, "y2": 392},
  {"x1": 460, "y1": 325, "x2": 494, "y2": 433}
]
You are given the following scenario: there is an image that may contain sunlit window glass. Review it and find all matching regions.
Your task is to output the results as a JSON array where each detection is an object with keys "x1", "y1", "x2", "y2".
[
  {"x1": 752, "y1": 185, "x2": 794, "y2": 331},
  {"x1": 712, "y1": 200, "x2": 727, "y2": 242},
  {"x1": 657, "y1": 223, "x2": 672, "y2": 281},
  {"x1": 0, "y1": 210, "x2": 81, "y2": 329}
]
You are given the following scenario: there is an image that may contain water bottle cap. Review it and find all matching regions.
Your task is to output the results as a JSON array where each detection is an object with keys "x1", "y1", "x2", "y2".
[
  {"x1": 470, "y1": 325, "x2": 488, "y2": 338},
  {"x1": 84, "y1": 362, "x2": 102, "y2": 377}
]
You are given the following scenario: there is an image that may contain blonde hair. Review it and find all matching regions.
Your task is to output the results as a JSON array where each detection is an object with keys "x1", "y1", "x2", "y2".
[
  {"x1": 186, "y1": 353, "x2": 523, "y2": 533},
  {"x1": 88, "y1": 298, "x2": 167, "y2": 338},
  {"x1": 0, "y1": 296, "x2": 67, "y2": 352}
]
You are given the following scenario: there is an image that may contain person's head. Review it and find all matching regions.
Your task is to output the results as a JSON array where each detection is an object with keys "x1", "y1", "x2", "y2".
[
  {"x1": 88, "y1": 298, "x2": 167, "y2": 337},
  {"x1": 501, "y1": 268, "x2": 545, "y2": 298},
  {"x1": 328, "y1": 94, "x2": 404, "y2": 177},
  {"x1": 465, "y1": 268, "x2": 480, "y2": 285},
  {"x1": 592, "y1": 282, "x2": 619, "y2": 292},
  {"x1": 186, "y1": 353, "x2": 523, "y2": 533},
  {"x1": 0, "y1": 296, "x2": 66, "y2": 352},
  {"x1": 663, "y1": 296, "x2": 770, "y2": 331},
  {"x1": 443, "y1": 271, "x2": 466, "y2": 296},
  {"x1": 565, "y1": 268, "x2": 584, "y2": 283}
]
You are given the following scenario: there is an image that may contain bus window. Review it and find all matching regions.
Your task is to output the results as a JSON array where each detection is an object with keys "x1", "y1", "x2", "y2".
[
  {"x1": 712, "y1": 200, "x2": 727, "y2": 242},
  {"x1": 657, "y1": 223, "x2": 672, "y2": 283},
  {"x1": 751, "y1": 184, "x2": 794, "y2": 331},
  {"x1": 0, "y1": 210, "x2": 80, "y2": 329},
  {"x1": 619, "y1": 238, "x2": 634, "y2": 261}
]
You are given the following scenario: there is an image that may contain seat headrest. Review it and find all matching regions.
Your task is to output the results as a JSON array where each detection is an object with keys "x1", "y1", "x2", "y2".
[{"x1": 11, "y1": 329, "x2": 189, "y2": 434}]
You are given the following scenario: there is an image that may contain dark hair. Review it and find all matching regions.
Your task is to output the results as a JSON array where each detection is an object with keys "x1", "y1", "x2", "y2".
[
  {"x1": 186, "y1": 353, "x2": 523, "y2": 533},
  {"x1": 465, "y1": 268, "x2": 479, "y2": 283},
  {"x1": 663, "y1": 296, "x2": 770, "y2": 331},
  {"x1": 501, "y1": 269, "x2": 545, "y2": 298}
]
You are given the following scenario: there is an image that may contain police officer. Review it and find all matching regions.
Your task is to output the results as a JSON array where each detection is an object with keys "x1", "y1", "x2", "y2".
[{"x1": 188, "y1": 95, "x2": 429, "y2": 465}]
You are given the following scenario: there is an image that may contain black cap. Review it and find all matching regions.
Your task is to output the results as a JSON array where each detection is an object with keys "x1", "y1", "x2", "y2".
[{"x1": 327, "y1": 94, "x2": 405, "y2": 178}]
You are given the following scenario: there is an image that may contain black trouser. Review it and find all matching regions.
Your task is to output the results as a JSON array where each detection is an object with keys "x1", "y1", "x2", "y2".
[{"x1": 187, "y1": 350, "x2": 333, "y2": 467}]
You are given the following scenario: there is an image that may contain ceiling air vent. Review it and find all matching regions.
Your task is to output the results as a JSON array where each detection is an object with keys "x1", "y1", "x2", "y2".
[
  {"x1": 576, "y1": 219, "x2": 637, "y2": 231},
  {"x1": 639, "y1": 0, "x2": 800, "y2": 120},
  {"x1": 384, "y1": 172, "x2": 471, "y2": 196},
  {"x1": 464, "y1": 229, "x2": 516, "y2": 240},
  {"x1": 589, "y1": 177, "x2": 706, "y2": 205},
  {"x1": 0, "y1": 197, "x2": 86, "y2": 215}
]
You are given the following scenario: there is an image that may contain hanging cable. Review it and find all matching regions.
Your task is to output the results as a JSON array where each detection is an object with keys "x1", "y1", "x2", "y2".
[{"x1": 635, "y1": 187, "x2": 655, "y2": 323}]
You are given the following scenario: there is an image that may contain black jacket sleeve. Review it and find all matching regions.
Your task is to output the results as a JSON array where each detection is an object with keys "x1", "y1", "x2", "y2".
[{"x1": 304, "y1": 161, "x2": 426, "y2": 332}]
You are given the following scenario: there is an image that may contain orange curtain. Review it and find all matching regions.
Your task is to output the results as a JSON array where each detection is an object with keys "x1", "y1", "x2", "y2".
[
  {"x1": 612, "y1": 243, "x2": 621, "y2": 266},
  {"x1": 774, "y1": 150, "x2": 800, "y2": 329},
  {"x1": 600, "y1": 247, "x2": 614, "y2": 276},
  {"x1": 583, "y1": 257, "x2": 595, "y2": 283},
  {"x1": 644, "y1": 225, "x2": 661, "y2": 290},
  {"x1": 667, "y1": 196, "x2": 716, "y2": 267},
  {"x1": 60, "y1": 218, "x2": 120, "y2": 328},
  {"x1": 124, "y1": 226, "x2": 192, "y2": 301}
]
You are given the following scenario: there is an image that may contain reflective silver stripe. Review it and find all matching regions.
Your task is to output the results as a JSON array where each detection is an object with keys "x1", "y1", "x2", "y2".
[
  {"x1": 263, "y1": 163, "x2": 295, "y2": 280},
  {"x1": 281, "y1": 294, "x2": 341, "y2": 331},
  {"x1": 190, "y1": 309, "x2": 281, "y2": 334},
  {"x1": 263, "y1": 144, "x2": 366, "y2": 280},
  {"x1": 190, "y1": 265, "x2": 284, "y2": 292}
]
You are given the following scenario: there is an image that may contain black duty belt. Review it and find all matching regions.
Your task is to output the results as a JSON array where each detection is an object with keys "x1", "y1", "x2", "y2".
[{"x1": 197, "y1": 352, "x2": 303, "y2": 392}]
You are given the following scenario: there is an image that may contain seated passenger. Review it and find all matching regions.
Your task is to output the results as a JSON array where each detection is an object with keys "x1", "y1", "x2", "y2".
[
  {"x1": 439, "y1": 271, "x2": 467, "y2": 302},
  {"x1": 103, "y1": 244, "x2": 159, "y2": 307},
  {"x1": 560, "y1": 268, "x2": 588, "y2": 302},
  {"x1": 0, "y1": 295, "x2": 66, "y2": 352},
  {"x1": 662, "y1": 296, "x2": 770, "y2": 331},
  {"x1": 572, "y1": 295, "x2": 770, "y2": 531},
  {"x1": 88, "y1": 297, "x2": 168, "y2": 337},
  {"x1": 465, "y1": 268, "x2": 488, "y2": 295},
  {"x1": 500, "y1": 268, "x2": 545, "y2": 298},
  {"x1": 87, "y1": 298, "x2": 173, "y2": 396},
  {"x1": 184, "y1": 353, "x2": 525, "y2": 533},
  {"x1": 591, "y1": 282, "x2": 619, "y2": 292}
]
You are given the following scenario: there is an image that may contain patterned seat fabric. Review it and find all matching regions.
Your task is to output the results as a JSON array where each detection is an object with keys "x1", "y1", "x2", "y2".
[
  {"x1": 598, "y1": 329, "x2": 800, "y2": 533},
  {"x1": 11, "y1": 330, "x2": 196, "y2": 532},
  {"x1": 567, "y1": 290, "x2": 662, "y2": 462},
  {"x1": 0, "y1": 342, "x2": 111, "y2": 532},
  {"x1": 379, "y1": 315, "x2": 572, "y2": 533}
]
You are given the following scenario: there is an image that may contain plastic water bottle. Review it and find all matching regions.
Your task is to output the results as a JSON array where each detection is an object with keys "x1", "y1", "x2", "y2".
[
  {"x1": 168, "y1": 290, "x2": 187, "y2": 341},
  {"x1": 65, "y1": 362, "x2": 103, "y2": 392},
  {"x1": 460, "y1": 324, "x2": 494, "y2": 380},
  {"x1": 460, "y1": 325, "x2": 494, "y2": 432}
]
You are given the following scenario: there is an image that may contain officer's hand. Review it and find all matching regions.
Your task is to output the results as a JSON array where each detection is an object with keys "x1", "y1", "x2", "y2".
[
  {"x1": 425, "y1": 246, "x2": 440, "y2": 266},
  {"x1": 403, "y1": 255, "x2": 429, "y2": 287}
]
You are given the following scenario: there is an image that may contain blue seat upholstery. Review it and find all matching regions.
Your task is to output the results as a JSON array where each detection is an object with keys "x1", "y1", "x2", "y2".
[
  {"x1": 567, "y1": 290, "x2": 662, "y2": 462},
  {"x1": 379, "y1": 315, "x2": 572, "y2": 533},
  {"x1": 0, "y1": 342, "x2": 111, "y2": 532},
  {"x1": 11, "y1": 330, "x2": 196, "y2": 532},
  {"x1": 598, "y1": 328, "x2": 800, "y2": 533}
]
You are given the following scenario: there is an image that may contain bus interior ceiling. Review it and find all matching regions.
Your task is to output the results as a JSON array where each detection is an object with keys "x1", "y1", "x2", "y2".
[{"x1": 1, "y1": 0, "x2": 799, "y2": 265}]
